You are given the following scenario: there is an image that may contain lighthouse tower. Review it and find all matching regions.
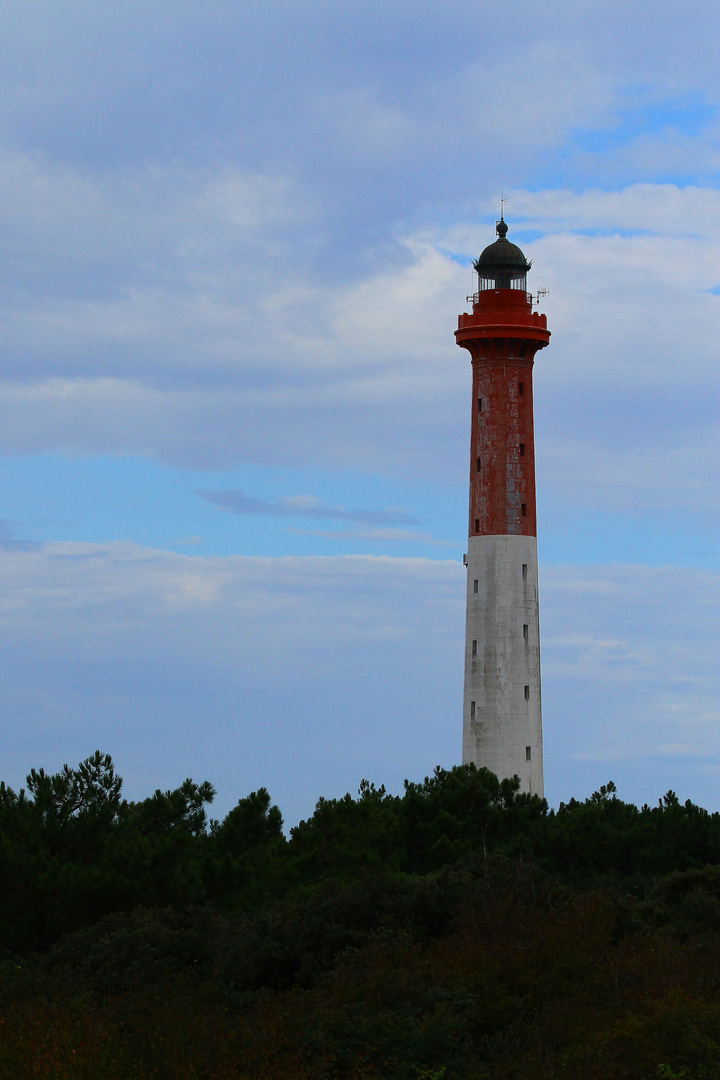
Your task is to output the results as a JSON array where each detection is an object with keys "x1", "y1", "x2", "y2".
[{"x1": 455, "y1": 216, "x2": 550, "y2": 796}]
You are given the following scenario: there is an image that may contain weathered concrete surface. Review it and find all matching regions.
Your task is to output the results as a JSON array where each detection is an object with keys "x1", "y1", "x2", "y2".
[{"x1": 462, "y1": 535, "x2": 543, "y2": 797}]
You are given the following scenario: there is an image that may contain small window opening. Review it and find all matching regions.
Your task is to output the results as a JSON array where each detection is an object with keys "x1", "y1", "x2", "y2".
[
  {"x1": 522, "y1": 563, "x2": 528, "y2": 581},
  {"x1": 521, "y1": 503, "x2": 527, "y2": 517},
  {"x1": 523, "y1": 624, "x2": 529, "y2": 641},
  {"x1": 477, "y1": 397, "x2": 482, "y2": 412},
  {"x1": 518, "y1": 382, "x2": 524, "y2": 396},
  {"x1": 473, "y1": 579, "x2": 478, "y2": 594},
  {"x1": 474, "y1": 518, "x2": 480, "y2": 533},
  {"x1": 476, "y1": 457, "x2": 481, "y2": 471},
  {"x1": 526, "y1": 746, "x2": 532, "y2": 762},
  {"x1": 519, "y1": 443, "x2": 525, "y2": 457},
  {"x1": 524, "y1": 685, "x2": 530, "y2": 700},
  {"x1": 470, "y1": 701, "x2": 476, "y2": 719},
  {"x1": 472, "y1": 640, "x2": 477, "y2": 656}
]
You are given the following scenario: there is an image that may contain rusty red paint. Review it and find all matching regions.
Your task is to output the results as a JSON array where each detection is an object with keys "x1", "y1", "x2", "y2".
[{"x1": 456, "y1": 288, "x2": 550, "y2": 539}]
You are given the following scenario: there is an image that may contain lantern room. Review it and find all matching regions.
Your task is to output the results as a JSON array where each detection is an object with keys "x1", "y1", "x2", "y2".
[{"x1": 473, "y1": 217, "x2": 531, "y2": 292}]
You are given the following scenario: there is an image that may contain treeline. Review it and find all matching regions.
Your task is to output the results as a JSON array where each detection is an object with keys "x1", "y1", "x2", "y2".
[
  {"x1": 2, "y1": 752, "x2": 719, "y2": 955},
  {"x1": 1, "y1": 753, "x2": 720, "y2": 1078}
]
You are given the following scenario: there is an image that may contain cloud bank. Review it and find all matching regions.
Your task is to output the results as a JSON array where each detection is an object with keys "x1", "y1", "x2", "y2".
[
  {"x1": 199, "y1": 490, "x2": 417, "y2": 526},
  {"x1": 0, "y1": 543, "x2": 715, "y2": 823}
]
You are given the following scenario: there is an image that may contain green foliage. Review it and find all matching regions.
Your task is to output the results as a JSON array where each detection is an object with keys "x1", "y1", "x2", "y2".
[
  {"x1": 288, "y1": 779, "x2": 402, "y2": 881},
  {"x1": 208, "y1": 786, "x2": 286, "y2": 909},
  {"x1": 540, "y1": 781, "x2": 720, "y2": 882},
  {"x1": 2, "y1": 751, "x2": 720, "y2": 1077},
  {"x1": 4, "y1": 753, "x2": 720, "y2": 957},
  {"x1": 25, "y1": 749, "x2": 123, "y2": 824},
  {"x1": 0, "y1": 753, "x2": 222, "y2": 951},
  {"x1": 3, "y1": 859, "x2": 720, "y2": 1078},
  {"x1": 399, "y1": 764, "x2": 546, "y2": 871}
]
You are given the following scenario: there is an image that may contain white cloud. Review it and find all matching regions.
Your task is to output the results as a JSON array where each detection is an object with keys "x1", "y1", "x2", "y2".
[
  {"x1": 287, "y1": 527, "x2": 454, "y2": 546},
  {"x1": 493, "y1": 185, "x2": 720, "y2": 240},
  {"x1": 0, "y1": 7, "x2": 715, "y2": 539},
  {"x1": 0, "y1": 175, "x2": 716, "y2": 535},
  {"x1": 541, "y1": 562, "x2": 720, "y2": 799},
  {"x1": 540, "y1": 434, "x2": 718, "y2": 515},
  {"x1": 0, "y1": 543, "x2": 716, "y2": 821}
]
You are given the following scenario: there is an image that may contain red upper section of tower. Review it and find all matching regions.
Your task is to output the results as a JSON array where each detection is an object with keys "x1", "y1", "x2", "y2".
[{"x1": 455, "y1": 222, "x2": 550, "y2": 540}]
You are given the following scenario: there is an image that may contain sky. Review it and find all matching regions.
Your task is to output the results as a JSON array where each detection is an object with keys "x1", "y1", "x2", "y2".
[{"x1": 0, "y1": 0, "x2": 717, "y2": 826}]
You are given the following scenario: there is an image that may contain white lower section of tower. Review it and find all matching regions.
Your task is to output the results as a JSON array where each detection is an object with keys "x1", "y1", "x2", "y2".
[{"x1": 462, "y1": 534, "x2": 543, "y2": 797}]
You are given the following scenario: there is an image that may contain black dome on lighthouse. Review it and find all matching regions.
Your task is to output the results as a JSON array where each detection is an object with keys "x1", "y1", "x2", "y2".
[{"x1": 473, "y1": 218, "x2": 531, "y2": 275}]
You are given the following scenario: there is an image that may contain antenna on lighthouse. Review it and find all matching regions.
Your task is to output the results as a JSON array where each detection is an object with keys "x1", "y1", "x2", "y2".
[{"x1": 497, "y1": 193, "x2": 506, "y2": 230}]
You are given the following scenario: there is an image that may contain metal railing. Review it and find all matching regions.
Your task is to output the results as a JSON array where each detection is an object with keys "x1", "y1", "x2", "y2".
[
  {"x1": 465, "y1": 289, "x2": 548, "y2": 307},
  {"x1": 465, "y1": 291, "x2": 534, "y2": 306}
]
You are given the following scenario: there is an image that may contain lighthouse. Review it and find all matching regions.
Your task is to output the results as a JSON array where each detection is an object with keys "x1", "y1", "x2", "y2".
[{"x1": 455, "y1": 216, "x2": 550, "y2": 796}]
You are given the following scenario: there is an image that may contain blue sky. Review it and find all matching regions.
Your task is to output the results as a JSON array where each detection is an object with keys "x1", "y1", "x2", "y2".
[{"x1": 0, "y1": 0, "x2": 717, "y2": 824}]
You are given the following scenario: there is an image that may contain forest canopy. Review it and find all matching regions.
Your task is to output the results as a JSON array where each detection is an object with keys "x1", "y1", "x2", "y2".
[{"x1": 1, "y1": 752, "x2": 719, "y2": 1079}]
